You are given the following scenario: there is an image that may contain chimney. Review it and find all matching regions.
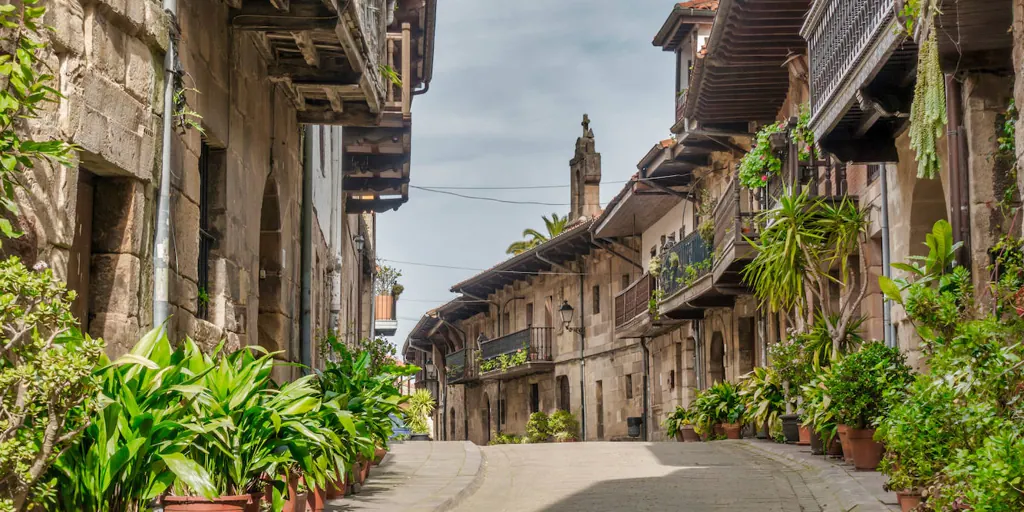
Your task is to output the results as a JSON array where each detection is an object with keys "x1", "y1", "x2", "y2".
[{"x1": 570, "y1": 114, "x2": 602, "y2": 222}]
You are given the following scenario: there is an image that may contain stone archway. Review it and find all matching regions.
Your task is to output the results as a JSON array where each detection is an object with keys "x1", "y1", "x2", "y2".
[
  {"x1": 257, "y1": 176, "x2": 289, "y2": 378},
  {"x1": 709, "y1": 331, "x2": 725, "y2": 384}
]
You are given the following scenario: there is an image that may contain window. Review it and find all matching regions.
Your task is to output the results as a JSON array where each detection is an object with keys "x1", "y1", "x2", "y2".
[
  {"x1": 867, "y1": 164, "x2": 882, "y2": 183},
  {"x1": 669, "y1": 370, "x2": 676, "y2": 389},
  {"x1": 530, "y1": 383, "x2": 539, "y2": 413},
  {"x1": 592, "y1": 285, "x2": 600, "y2": 314},
  {"x1": 197, "y1": 140, "x2": 214, "y2": 319},
  {"x1": 621, "y1": 274, "x2": 630, "y2": 290},
  {"x1": 526, "y1": 303, "x2": 534, "y2": 326},
  {"x1": 625, "y1": 374, "x2": 634, "y2": 399}
]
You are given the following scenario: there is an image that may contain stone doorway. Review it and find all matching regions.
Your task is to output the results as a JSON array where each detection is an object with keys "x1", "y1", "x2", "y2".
[{"x1": 710, "y1": 331, "x2": 725, "y2": 384}]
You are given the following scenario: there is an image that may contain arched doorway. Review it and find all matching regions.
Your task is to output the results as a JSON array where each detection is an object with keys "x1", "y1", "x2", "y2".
[
  {"x1": 709, "y1": 331, "x2": 725, "y2": 384},
  {"x1": 257, "y1": 176, "x2": 288, "y2": 380}
]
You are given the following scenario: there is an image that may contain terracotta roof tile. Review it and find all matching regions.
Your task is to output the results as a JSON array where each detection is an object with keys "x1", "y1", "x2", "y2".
[{"x1": 678, "y1": 0, "x2": 718, "y2": 10}]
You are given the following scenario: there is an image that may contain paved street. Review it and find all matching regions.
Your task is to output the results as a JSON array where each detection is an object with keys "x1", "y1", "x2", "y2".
[{"x1": 451, "y1": 441, "x2": 895, "y2": 512}]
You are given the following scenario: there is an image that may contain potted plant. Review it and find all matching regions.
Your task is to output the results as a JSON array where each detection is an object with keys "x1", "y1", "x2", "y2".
[
  {"x1": 738, "y1": 121, "x2": 787, "y2": 189},
  {"x1": 693, "y1": 381, "x2": 745, "y2": 440},
  {"x1": 664, "y1": 406, "x2": 699, "y2": 442},
  {"x1": 739, "y1": 367, "x2": 785, "y2": 442},
  {"x1": 827, "y1": 342, "x2": 913, "y2": 471},
  {"x1": 406, "y1": 389, "x2": 436, "y2": 441},
  {"x1": 549, "y1": 410, "x2": 580, "y2": 442},
  {"x1": 800, "y1": 369, "x2": 837, "y2": 457},
  {"x1": 526, "y1": 411, "x2": 551, "y2": 443},
  {"x1": 767, "y1": 336, "x2": 811, "y2": 444}
]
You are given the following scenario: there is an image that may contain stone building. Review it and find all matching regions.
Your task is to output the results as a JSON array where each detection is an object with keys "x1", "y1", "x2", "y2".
[{"x1": 8, "y1": 0, "x2": 437, "y2": 378}]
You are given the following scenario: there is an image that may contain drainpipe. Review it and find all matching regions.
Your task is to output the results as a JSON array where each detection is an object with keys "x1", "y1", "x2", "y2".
[
  {"x1": 694, "y1": 319, "x2": 704, "y2": 391},
  {"x1": 945, "y1": 75, "x2": 972, "y2": 266},
  {"x1": 640, "y1": 336, "x2": 651, "y2": 441},
  {"x1": 880, "y1": 164, "x2": 895, "y2": 349},
  {"x1": 153, "y1": 0, "x2": 179, "y2": 327},
  {"x1": 300, "y1": 126, "x2": 313, "y2": 371}
]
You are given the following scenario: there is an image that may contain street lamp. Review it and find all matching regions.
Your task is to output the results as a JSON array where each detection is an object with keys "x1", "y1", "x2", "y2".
[
  {"x1": 353, "y1": 234, "x2": 365, "y2": 253},
  {"x1": 559, "y1": 300, "x2": 584, "y2": 334}
]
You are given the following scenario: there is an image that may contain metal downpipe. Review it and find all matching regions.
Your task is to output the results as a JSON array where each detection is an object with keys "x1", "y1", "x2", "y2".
[
  {"x1": 300, "y1": 126, "x2": 313, "y2": 370},
  {"x1": 153, "y1": 0, "x2": 179, "y2": 327},
  {"x1": 881, "y1": 165, "x2": 895, "y2": 348}
]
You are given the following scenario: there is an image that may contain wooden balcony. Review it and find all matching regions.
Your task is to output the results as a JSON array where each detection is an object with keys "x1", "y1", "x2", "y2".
[
  {"x1": 615, "y1": 274, "x2": 652, "y2": 332},
  {"x1": 801, "y1": 0, "x2": 917, "y2": 161},
  {"x1": 478, "y1": 327, "x2": 554, "y2": 381},
  {"x1": 445, "y1": 347, "x2": 476, "y2": 384},
  {"x1": 657, "y1": 231, "x2": 734, "y2": 320}
]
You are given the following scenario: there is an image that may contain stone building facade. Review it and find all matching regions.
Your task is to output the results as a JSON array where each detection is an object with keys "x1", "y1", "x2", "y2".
[{"x1": 9, "y1": 0, "x2": 437, "y2": 377}]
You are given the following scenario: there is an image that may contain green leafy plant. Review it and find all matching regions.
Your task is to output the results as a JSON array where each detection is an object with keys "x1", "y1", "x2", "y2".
[
  {"x1": 663, "y1": 406, "x2": 693, "y2": 439},
  {"x1": 648, "y1": 288, "x2": 665, "y2": 320},
  {"x1": 738, "y1": 122, "x2": 786, "y2": 189},
  {"x1": 739, "y1": 367, "x2": 785, "y2": 430},
  {"x1": 487, "y1": 432, "x2": 524, "y2": 445},
  {"x1": 379, "y1": 64, "x2": 402, "y2": 87},
  {"x1": 800, "y1": 368, "x2": 838, "y2": 444},
  {"x1": 695, "y1": 188, "x2": 718, "y2": 243},
  {"x1": 997, "y1": 99, "x2": 1018, "y2": 211},
  {"x1": 826, "y1": 342, "x2": 912, "y2": 429},
  {"x1": 791, "y1": 103, "x2": 817, "y2": 162},
  {"x1": 0, "y1": 258, "x2": 103, "y2": 512},
  {"x1": 172, "y1": 79, "x2": 204, "y2": 135},
  {"x1": 480, "y1": 348, "x2": 528, "y2": 374},
  {"x1": 766, "y1": 335, "x2": 812, "y2": 410},
  {"x1": 405, "y1": 389, "x2": 435, "y2": 435},
  {"x1": 525, "y1": 412, "x2": 550, "y2": 443},
  {"x1": 548, "y1": 410, "x2": 579, "y2": 442},
  {"x1": 691, "y1": 381, "x2": 745, "y2": 436},
  {"x1": 907, "y1": 3, "x2": 946, "y2": 179},
  {"x1": 197, "y1": 287, "x2": 210, "y2": 306},
  {"x1": 506, "y1": 213, "x2": 569, "y2": 255},
  {"x1": 356, "y1": 336, "x2": 398, "y2": 376},
  {"x1": 374, "y1": 263, "x2": 402, "y2": 297},
  {"x1": 798, "y1": 313, "x2": 864, "y2": 368}
]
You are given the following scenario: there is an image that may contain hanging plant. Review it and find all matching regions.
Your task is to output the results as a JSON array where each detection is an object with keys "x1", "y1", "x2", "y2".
[
  {"x1": 695, "y1": 188, "x2": 718, "y2": 243},
  {"x1": 648, "y1": 256, "x2": 662, "y2": 277},
  {"x1": 791, "y1": 103, "x2": 817, "y2": 162},
  {"x1": 907, "y1": 2, "x2": 946, "y2": 179},
  {"x1": 739, "y1": 122, "x2": 787, "y2": 189}
]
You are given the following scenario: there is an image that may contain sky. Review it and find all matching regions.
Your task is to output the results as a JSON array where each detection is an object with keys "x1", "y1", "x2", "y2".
[{"x1": 377, "y1": 0, "x2": 677, "y2": 350}]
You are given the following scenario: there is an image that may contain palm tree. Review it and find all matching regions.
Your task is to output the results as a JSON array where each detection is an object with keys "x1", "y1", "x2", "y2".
[{"x1": 506, "y1": 213, "x2": 569, "y2": 255}]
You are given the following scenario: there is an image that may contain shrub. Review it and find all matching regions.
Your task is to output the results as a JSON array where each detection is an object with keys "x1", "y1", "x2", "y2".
[
  {"x1": 549, "y1": 410, "x2": 579, "y2": 442},
  {"x1": 525, "y1": 412, "x2": 550, "y2": 443},
  {"x1": 0, "y1": 258, "x2": 103, "y2": 511},
  {"x1": 739, "y1": 367, "x2": 785, "y2": 429},
  {"x1": 691, "y1": 381, "x2": 745, "y2": 436},
  {"x1": 663, "y1": 406, "x2": 692, "y2": 439},
  {"x1": 826, "y1": 342, "x2": 912, "y2": 429},
  {"x1": 488, "y1": 432, "x2": 523, "y2": 445},
  {"x1": 406, "y1": 389, "x2": 435, "y2": 435}
]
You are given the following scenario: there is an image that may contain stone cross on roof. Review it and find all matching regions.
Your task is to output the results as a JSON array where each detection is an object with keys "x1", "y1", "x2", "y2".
[{"x1": 582, "y1": 114, "x2": 594, "y2": 138}]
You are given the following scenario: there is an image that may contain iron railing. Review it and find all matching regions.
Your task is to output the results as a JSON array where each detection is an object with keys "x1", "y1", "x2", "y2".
[
  {"x1": 804, "y1": 0, "x2": 894, "y2": 122},
  {"x1": 480, "y1": 327, "x2": 554, "y2": 365},
  {"x1": 445, "y1": 347, "x2": 474, "y2": 383},
  {"x1": 660, "y1": 232, "x2": 714, "y2": 298},
  {"x1": 615, "y1": 274, "x2": 653, "y2": 328}
]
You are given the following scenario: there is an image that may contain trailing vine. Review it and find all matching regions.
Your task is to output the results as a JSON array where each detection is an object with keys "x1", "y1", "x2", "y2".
[
  {"x1": 997, "y1": 99, "x2": 1018, "y2": 211},
  {"x1": 648, "y1": 289, "x2": 665, "y2": 320},
  {"x1": 695, "y1": 188, "x2": 717, "y2": 243},
  {"x1": 907, "y1": 2, "x2": 946, "y2": 179},
  {"x1": 791, "y1": 103, "x2": 817, "y2": 162},
  {"x1": 738, "y1": 122, "x2": 786, "y2": 189}
]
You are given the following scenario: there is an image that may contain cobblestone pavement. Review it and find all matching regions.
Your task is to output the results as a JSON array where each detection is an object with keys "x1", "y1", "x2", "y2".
[{"x1": 451, "y1": 441, "x2": 894, "y2": 512}]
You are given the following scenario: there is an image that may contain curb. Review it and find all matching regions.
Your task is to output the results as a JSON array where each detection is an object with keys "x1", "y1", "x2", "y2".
[
  {"x1": 436, "y1": 441, "x2": 486, "y2": 512},
  {"x1": 733, "y1": 440, "x2": 896, "y2": 511}
]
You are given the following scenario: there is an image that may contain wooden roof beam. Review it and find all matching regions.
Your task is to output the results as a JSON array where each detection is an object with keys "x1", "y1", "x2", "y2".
[
  {"x1": 291, "y1": 31, "x2": 320, "y2": 67},
  {"x1": 325, "y1": 87, "x2": 344, "y2": 112},
  {"x1": 232, "y1": 4, "x2": 337, "y2": 31}
]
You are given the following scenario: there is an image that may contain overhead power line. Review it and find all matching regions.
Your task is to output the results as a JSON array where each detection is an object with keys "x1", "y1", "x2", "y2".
[
  {"x1": 378, "y1": 258, "x2": 586, "y2": 276},
  {"x1": 412, "y1": 174, "x2": 692, "y2": 191},
  {"x1": 411, "y1": 186, "x2": 572, "y2": 206}
]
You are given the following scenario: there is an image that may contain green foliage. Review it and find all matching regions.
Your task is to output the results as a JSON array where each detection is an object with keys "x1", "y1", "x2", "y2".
[
  {"x1": 826, "y1": 342, "x2": 912, "y2": 429},
  {"x1": 997, "y1": 99, "x2": 1018, "y2": 211},
  {"x1": 487, "y1": 432, "x2": 524, "y2": 445},
  {"x1": 480, "y1": 348, "x2": 528, "y2": 374},
  {"x1": 374, "y1": 263, "x2": 402, "y2": 297},
  {"x1": 800, "y1": 368, "x2": 838, "y2": 443},
  {"x1": 378, "y1": 64, "x2": 402, "y2": 87},
  {"x1": 548, "y1": 410, "x2": 579, "y2": 442},
  {"x1": 197, "y1": 287, "x2": 210, "y2": 306},
  {"x1": 506, "y1": 213, "x2": 569, "y2": 255},
  {"x1": 0, "y1": 258, "x2": 103, "y2": 512},
  {"x1": 525, "y1": 412, "x2": 550, "y2": 443},
  {"x1": 738, "y1": 122, "x2": 786, "y2": 189},
  {"x1": 767, "y1": 335, "x2": 812, "y2": 394},
  {"x1": 355, "y1": 336, "x2": 398, "y2": 376},
  {"x1": 648, "y1": 288, "x2": 665, "y2": 320},
  {"x1": 691, "y1": 381, "x2": 745, "y2": 436},
  {"x1": 791, "y1": 103, "x2": 817, "y2": 162},
  {"x1": 405, "y1": 389, "x2": 435, "y2": 435},
  {"x1": 908, "y1": 25, "x2": 947, "y2": 179},
  {"x1": 898, "y1": 0, "x2": 921, "y2": 36},
  {"x1": 930, "y1": 432, "x2": 1024, "y2": 511},
  {"x1": 663, "y1": 406, "x2": 693, "y2": 439},
  {"x1": 0, "y1": 0, "x2": 78, "y2": 245},
  {"x1": 695, "y1": 188, "x2": 717, "y2": 243},
  {"x1": 798, "y1": 313, "x2": 864, "y2": 368},
  {"x1": 739, "y1": 367, "x2": 785, "y2": 430},
  {"x1": 172, "y1": 81, "x2": 204, "y2": 135}
]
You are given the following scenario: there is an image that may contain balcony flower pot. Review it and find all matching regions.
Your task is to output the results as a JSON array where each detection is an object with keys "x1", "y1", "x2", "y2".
[
  {"x1": 837, "y1": 424, "x2": 855, "y2": 464},
  {"x1": 808, "y1": 427, "x2": 824, "y2": 455},
  {"x1": 722, "y1": 423, "x2": 742, "y2": 440},
  {"x1": 373, "y1": 446, "x2": 388, "y2": 465},
  {"x1": 163, "y1": 493, "x2": 262, "y2": 512},
  {"x1": 847, "y1": 428, "x2": 884, "y2": 471},
  {"x1": 780, "y1": 414, "x2": 800, "y2": 444},
  {"x1": 797, "y1": 425, "x2": 811, "y2": 446},
  {"x1": 896, "y1": 490, "x2": 923, "y2": 512}
]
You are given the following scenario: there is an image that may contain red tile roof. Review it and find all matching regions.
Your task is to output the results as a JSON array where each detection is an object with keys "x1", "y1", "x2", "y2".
[{"x1": 678, "y1": 0, "x2": 718, "y2": 10}]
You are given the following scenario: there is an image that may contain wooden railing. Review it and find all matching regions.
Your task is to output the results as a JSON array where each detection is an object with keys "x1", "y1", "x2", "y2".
[
  {"x1": 615, "y1": 274, "x2": 653, "y2": 328},
  {"x1": 480, "y1": 327, "x2": 554, "y2": 365},
  {"x1": 660, "y1": 232, "x2": 714, "y2": 298},
  {"x1": 384, "y1": 25, "x2": 413, "y2": 117},
  {"x1": 803, "y1": 0, "x2": 895, "y2": 124},
  {"x1": 713, "y1": 177, "x2": 762, "y2": 256}
]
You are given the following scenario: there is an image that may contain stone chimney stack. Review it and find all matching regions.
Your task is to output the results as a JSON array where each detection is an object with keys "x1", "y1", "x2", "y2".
[{"x1": 569, "y1": 114, "x2": 602, "y2": 222}]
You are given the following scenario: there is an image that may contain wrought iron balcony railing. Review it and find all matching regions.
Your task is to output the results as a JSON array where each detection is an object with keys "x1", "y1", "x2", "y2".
[
  {"x1": 659, "y1": 232, "x2": 713, "y2": 299},
  {"x1": 445, "y1": 347, "x2": 474, "y2": 383},
  {"x1": 803, "y1": 0, "x2": 895, "y2": 127},
  {"x1": 615, "y1": 274, "x2": 653, "y2": 329},
  {"x1": 479, "y1": 327, "x2": 554, "y2": 368}
]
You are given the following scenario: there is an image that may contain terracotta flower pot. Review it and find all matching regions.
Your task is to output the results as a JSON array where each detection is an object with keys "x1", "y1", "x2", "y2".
[
  {"x1": 306, "y1": 486, "x2": 328, "y2": 512},
  {"x1": 722, "y1": 423, "x2": 742, "y2": 440},
  {"x1": 897, "y1": 490, "x2": 923, "y2": 512},
  {"x1": 713, "y1": 424, "x2": 725, "y2": 437},
  {"x1": 325, "y1": 472, "x2": 347, "y2": 500},
  {"x1": 360, "y1": 459, "x2": 372, "y2": 483},
  {"x1": 847, "y1": 428, "x2": 884, "y2": 471},
  {"x1": 826, "y1": 436, "x2": 844, "y2": 458},
  {"x1": 284, "y1": 493, "x2": 307, "y2": 512},
  {"x1": 837, "y1": 424, "x2": 855, "y2": 464},
  {"x1": 681, "y1": 425, "x2": 700, "y2": 442},
  {"x1": 797, "y1": 425, "x2": 811, "y2": 446},
  {"x1": 373, "y1": 446, "x2": 388, "y2": 465},
  {"x1": 163, "y1": 494, "x2": 262, "y2": 512}
]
